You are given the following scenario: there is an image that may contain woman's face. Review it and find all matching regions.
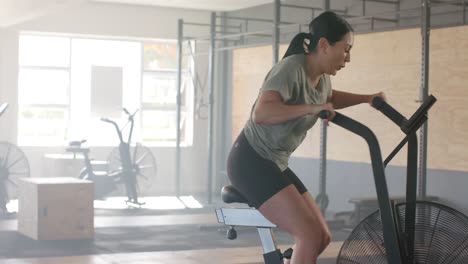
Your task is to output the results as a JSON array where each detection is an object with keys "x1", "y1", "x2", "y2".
[{"x1": 324, "y1": 31, "x2": 354, "y2": 76}]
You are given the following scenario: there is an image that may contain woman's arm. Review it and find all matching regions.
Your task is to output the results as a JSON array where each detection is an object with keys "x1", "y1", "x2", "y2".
[
  {"x1": 330, "y1": 90, "x2": 385, "y2": 109},
  {"x1": 253, "y1": 90, "x2": 334, "y2": 125}
]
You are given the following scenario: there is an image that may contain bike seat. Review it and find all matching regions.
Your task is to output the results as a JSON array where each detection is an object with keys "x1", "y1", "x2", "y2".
[
  {"x1": 66, "y1": 147, "x2": 89, "y2": 154},
  {"x1": 221, "y1": 185, "x2": 250, "y2": 204},
  {"x1": 67, "y1": 140, "x2": 89, "y2": 154}
]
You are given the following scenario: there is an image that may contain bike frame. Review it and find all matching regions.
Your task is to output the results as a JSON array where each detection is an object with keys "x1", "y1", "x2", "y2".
[
  {"x1": 371, "y1": 95, "x2": 436, "y2": 263},
  {"x1": 216, "y1": 96, "x2": 436, "y2": 264},
  {"x1": 101, "y1": 108, "x2": 141, "y2": 205},
  {"x1": 67, "y1": 140, "x2": 117, "y2": 199},
  {"x1": 326, "y1": 95, "x2": 436, "y2": 264}
]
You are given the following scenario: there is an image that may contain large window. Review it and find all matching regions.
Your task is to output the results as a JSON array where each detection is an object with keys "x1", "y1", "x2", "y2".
[
  {"x1": 18, "y1": 35, "x2": 71, "y2": 146},
  {"x1": 18, "y1": 33, "x2": 194, "y2": 146},
  {"x1": 141, "y1": 43, "x2": 193, "y2": 145}
]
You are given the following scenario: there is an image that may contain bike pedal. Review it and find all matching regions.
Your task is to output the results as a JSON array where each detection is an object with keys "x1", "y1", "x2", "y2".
[{"x1": 282, "y1": 247, "x2": 293, "y2": 259}]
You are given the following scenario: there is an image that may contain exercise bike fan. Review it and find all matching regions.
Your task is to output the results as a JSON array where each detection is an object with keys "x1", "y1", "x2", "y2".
[
  {"x1": 337, "y1": 201, "x2": 468, "y2": 264},
  {"x1": 107, "y1": 143, "x2": 157, "y2": 197},
  {"x1": 0, "y1": 141, "x2": 30, "y2": 211}
]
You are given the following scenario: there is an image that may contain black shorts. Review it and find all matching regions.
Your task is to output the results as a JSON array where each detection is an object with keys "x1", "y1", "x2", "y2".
[{"x1": 227, "y1": 130, "x2": 308, "y2": 209}]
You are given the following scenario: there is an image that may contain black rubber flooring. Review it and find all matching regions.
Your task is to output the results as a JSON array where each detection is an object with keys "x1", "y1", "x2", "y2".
[{"x1": 0, "y1": 213, "x2": 350, "y2": 262}]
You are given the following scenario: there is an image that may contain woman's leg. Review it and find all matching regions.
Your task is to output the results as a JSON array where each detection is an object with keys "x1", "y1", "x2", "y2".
[
  {"x1": 301, "y1": 192, "x2": 332, "y2": 254},
  {"x1": 281, "y1": 169, "x2": 331, "y2": 263},
  {"x1": 227, "y1": 133, "x2": 328, "y2": 263},
  {"x1": 283, "y1": 193, "x2": 332, "y2": 264},
  {"x1": 258, "y1": 184, "x2": 329, "y2": 264}
]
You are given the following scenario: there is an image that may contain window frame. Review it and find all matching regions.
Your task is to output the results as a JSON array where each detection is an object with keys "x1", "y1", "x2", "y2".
[{"x1": 17, "y1": 32, "x2": 194, "y2": 147}]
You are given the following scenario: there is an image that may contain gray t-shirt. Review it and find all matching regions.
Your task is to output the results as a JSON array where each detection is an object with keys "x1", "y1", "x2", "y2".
[{"x1": 243, "y1": 54, "x2": 332, "y2": 171}]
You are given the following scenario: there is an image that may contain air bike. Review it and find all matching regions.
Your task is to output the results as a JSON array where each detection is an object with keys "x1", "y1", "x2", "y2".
[{"x1": 216, "y1": 94, "x2": 468, "y2": 264}]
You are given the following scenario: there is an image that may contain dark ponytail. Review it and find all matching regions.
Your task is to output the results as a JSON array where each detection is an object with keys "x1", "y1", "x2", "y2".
[
  {"x1": 282, "y1": 11, "x2": 353, "y2": 59},
  {"x1": 282, "y1": 33, "x2": 319, "y2": 59}
]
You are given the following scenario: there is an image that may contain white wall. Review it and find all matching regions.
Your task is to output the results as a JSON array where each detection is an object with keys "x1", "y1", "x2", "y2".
[
  {"x1": 9, "y1": 2, "x2": 211, "y2": 39},
  {"x1": 0, "y1": 29, "x2": 19, "y2": 142},
  {"x1": 0, "y1": 2, "x2": 222, "y2": 197}
]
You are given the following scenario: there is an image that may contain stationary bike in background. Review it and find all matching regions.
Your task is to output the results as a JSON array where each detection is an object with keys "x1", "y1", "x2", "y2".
[
  {"x1": 67, "y1": 139, "x2": 115, "y2": 199},
  {"x1": 68, "y1": 108, "x2": 157, "y2": 207},
  {"x1": 105, "y1": 109, "x2": 157, "y2": 199},
  {"x1": 0, "y1": 103, "x2": 30, "y2": 215},
  {"x1": 103, "y1": 108, "x2": 157, "y2": 205}
]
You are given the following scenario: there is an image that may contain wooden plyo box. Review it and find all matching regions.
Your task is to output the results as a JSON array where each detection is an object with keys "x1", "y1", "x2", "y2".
[{"x1": 18, "y1": 177, "x2": 94, "y2": 240}]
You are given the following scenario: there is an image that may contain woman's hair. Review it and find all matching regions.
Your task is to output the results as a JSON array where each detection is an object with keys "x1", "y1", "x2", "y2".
[{"x1": 283, "y1": 11, "x2": 354, "y2": 59}]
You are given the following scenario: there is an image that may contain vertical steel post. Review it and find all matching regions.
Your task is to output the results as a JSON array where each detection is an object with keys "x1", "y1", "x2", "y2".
[
  {"x1": 218, "y1": 12, "x2": 230, "y2": 194},
  {"x1": 324, "y1": 0, "x2": 330, "y2": 11},
  {"x1": 463, "y1": 0, "x2": 467, "y2": 24},
  {"x1": 207, "y1": 12, "x2": 216, "y2": 203},
  {"x1": 362, "y1": 0, "x2": 366, "y2": 16},
  {"x1": 396, "y1": 0, "x2": 401, "y2": 27},
  {"x1": 318, "y1": 122, "x2": 328, "y2": 214},
  {"x1": 318, "y1": 0, "x2": 331, "y2": 215},
  {"x1": 241, "y1": 19, "x2": 247, "y2": 45},
  {"x1": 418, "y1": 0, "x2": 431, "y2": 199},
  {"x1": 273, "y1": 0, "x2": 280, "y2": 64},
  {"x1": 176, "y1": 19, "x2": 183, "y2": 197},
  {"x1": 405, "y1": 133, "x2": 419, "y2": 264}
]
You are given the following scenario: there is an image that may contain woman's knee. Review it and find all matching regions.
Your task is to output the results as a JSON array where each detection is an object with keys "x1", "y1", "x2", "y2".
[
  {"x1": 323, "y1": 230, "x2": 332, "y2": 246},
  {"x1": 297, "y1": 226, "x2": 331, "y2": 251},
  {"x1": 320, "y1": 231, "x2": 332, "y2": 252},
  {"x1": 296, "y1": 226, "x2": 326, "y2": 244}
]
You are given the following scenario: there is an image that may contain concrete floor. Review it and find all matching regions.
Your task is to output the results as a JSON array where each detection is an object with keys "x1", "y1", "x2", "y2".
[{"x1": 0, "y1": 197, "x2": 346, "y2": 264}]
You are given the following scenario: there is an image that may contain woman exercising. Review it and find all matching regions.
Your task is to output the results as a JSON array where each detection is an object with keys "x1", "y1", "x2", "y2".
[{"x1": 227, "y1": 11, "x2": 385, "y2": 264}]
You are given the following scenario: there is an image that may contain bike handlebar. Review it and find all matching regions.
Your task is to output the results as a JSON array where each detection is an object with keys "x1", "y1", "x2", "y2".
[
  {"x1": 403, "y1": 95, "x2": 437, "y2": 133},
  {"x1": 319, "y1": 110, "x2": 330, "y2": 120},
  {"x1": 100, "y1": 108, "x2": 139, "y2": 143},
  {"x1": 320, "y1": 95, "x2": 437, "y2": 136},
  {"x1": 121, "y1": 108, "x2": 139, "y2": 117},
  {"x1": 100, "y1": 117, "x2": 114, "y2": 124},
  {"x1": 372, "y1": 95, "x2": 436, "y2": 134},
  {"x1": 101, "y1": 117, "x2": 123, "y2": 142}
]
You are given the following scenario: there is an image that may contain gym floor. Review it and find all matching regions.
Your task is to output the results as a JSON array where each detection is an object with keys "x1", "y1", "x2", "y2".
[{"x1": 0, "y1": 196, "x2": 350, "y2": 264}]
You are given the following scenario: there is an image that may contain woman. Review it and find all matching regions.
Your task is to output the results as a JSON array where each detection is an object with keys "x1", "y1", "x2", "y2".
[{"x1": 227, "y1": 11, "x2": 384, "y2": 264}]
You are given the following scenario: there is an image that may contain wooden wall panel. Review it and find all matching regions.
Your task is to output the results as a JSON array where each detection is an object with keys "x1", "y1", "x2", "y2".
[
  {"x1": 231, "y1": 45, "x2": 287, "y2": 140},
  {"x1": 231, "y1": 46, "x2": 268, "y2": 142},
  {"x1": 231, "y1": 44, "x2": 321, "y2": 158},
  {"x1": 428, "y1": 26, "x2": 468, "y2": 171},
  {"x1": 329, "y1": 28, "x2": 421, "y2": 167},
  {"x1": 231, "y1": 26, "x2": 468, "y2": 171}
]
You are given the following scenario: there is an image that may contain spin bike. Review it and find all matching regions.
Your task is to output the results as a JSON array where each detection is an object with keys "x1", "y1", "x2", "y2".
[
  {"x1": 67, "y1": 108, "x2": 145, "y2": 206},
  {"x1": 217, "y1": 95, "x2": 468, "y2": 264}
]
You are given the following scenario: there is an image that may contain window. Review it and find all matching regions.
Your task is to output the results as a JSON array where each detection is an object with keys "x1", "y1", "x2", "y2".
[
  {"x1": 18, "y1": 33, "x2": 194, "y2": 146},
  {"x1": 141, "y1": 42, "x2": 194, "y2": 145},
  {"x1": 18, "y1": 35, "x2": 71, "y2": 145}
]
